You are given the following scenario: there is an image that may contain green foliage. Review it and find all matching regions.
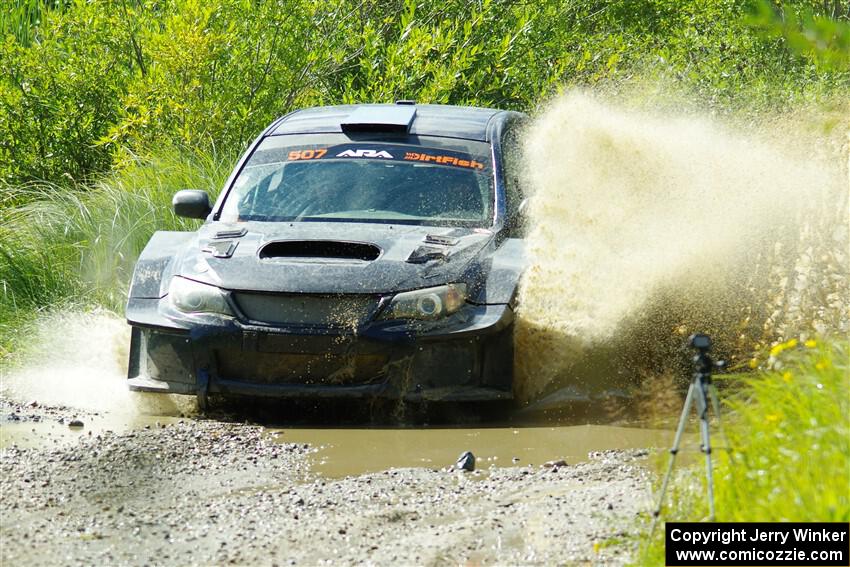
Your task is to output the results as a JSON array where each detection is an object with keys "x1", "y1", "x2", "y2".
[
  {"x1": 0, "y1": 145, "x2": 231, "y2": 352},
  {"x1": 0, "y1": 0, "x2": 72, "y2": 47},
  {"x1": 313, "y1": 0, "x2": 544, "y2": 109},
  {"x1": 639, "y1": 337, "x2": 850, "y2": 564},
  {"x1": 0, "y1": 3, "x2": 133, "y2": 183},
  {"x1": 749, "y1": 0, "x2": 850, "y2": 69},
  {"x1": 718, "y1": 339, "x2": 849, "y2": 521},
  {"x1": 1, "y1": 0, "x2": 847, "y2": 185},
  {"x1": 107, "y1": 0, "x2": 334, "y2": 154}
]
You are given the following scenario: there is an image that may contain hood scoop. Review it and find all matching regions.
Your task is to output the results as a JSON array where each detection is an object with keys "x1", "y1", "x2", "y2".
[{"x1": 260, "y1": 240, "x2": 381, "y2": 262}]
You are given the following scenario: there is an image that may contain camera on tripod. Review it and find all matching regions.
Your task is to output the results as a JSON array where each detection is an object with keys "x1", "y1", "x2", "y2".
[
  {"x1": 653, "y1": 333, "x2": 728, "y2": 528},
  {"x1": 688, "y1": 333, "x2": 727, "y2": 377},
  {"x1": 689, "y1": 333, "x2": 711, "y2": 350}
]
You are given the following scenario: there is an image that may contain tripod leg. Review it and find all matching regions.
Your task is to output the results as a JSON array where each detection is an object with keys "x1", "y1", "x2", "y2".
[
  {"x1": 651, "y1": 382, "x2": 695, "y2": 535},
  {"x1": 708, "y1": 385, "x2": 731, "y2": 450},
  {"x1": 696, "y1": 379, "x2": 716, "y2": 520}
]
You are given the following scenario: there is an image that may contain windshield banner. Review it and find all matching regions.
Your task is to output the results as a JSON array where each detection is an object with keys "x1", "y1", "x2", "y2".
[{"x1": 281, "y1": 144, "x2": 490, "y2": 172}]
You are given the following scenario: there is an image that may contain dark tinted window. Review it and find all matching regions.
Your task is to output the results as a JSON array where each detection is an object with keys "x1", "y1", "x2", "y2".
[{"x1": 220, "y1": 136, "x2": 494, "y2": 227}]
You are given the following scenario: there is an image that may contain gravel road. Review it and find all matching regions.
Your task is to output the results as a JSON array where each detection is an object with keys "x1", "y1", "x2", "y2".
[{"x1": 1, "y1": 400, "x2": 654, "y2": 566}]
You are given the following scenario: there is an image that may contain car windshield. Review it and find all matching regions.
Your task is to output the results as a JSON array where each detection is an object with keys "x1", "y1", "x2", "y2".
[{"x1": 219, "y1": 135, "x2": 494, "y2": 227}]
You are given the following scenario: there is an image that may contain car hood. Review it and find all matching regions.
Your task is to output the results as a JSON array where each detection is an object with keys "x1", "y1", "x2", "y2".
[{"x1": 177, "y1": 221, "x2": 494, "y2": 294}]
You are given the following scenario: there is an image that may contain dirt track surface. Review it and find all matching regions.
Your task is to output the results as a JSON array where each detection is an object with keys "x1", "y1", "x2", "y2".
[{"x1": 1, "y1": 406, "x2": 653, "y2": 566}]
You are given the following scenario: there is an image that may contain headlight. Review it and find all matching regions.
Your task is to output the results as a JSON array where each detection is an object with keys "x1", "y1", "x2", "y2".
[
  {"x1": 379, "y1": 284, "x2": 467, "y2": 320},
  {"x1": 168, "y1": 276, "x2": 233, "y2": 316}
]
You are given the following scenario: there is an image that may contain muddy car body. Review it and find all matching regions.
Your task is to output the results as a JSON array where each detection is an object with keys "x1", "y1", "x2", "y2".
[{"x1": 126, "y1": 103, "x2": 528, "y2": 408}]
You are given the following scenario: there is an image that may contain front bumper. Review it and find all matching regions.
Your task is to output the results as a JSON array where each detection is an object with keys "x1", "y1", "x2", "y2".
[{"x1": 126, "y1": 297, "x2": 514, "y2": 402}]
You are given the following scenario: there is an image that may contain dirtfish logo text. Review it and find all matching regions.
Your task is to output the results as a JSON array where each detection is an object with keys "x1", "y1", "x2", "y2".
[{"x1": 336, "y1": 149, "x2": 394, "y2": 159}]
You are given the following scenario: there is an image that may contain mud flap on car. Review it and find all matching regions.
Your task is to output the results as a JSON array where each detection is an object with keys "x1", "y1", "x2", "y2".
[
  {"x1": 127, "y1": 376, "x2": 179, "y2": 393},
  {"x1": 127, "y1": 327, "x2": 178, "y2": 393},
  {"x1": 126, "y1": 326, "x2": 200, "y2": 395}
]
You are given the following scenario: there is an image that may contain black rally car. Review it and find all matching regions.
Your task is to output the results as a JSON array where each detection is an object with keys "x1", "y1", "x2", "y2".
[{"x1": 126, "y1": 102, "x2": 528, "y2": 408}]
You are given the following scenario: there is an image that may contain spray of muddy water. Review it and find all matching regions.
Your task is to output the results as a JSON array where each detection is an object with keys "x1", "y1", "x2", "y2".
[
  {"x1": 515, "y1": 93, "x2": 848, "y2": 403},
  {"x1": 0, "y1": 310, "x2": 193, "y2": 416}
]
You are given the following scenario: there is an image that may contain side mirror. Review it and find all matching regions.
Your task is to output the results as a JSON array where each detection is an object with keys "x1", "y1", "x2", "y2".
[{"x1": 173, "y1": 190, "x2": 212, "y2": 219}]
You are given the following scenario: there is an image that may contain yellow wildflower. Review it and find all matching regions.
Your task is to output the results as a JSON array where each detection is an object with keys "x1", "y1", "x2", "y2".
[
  {"x1": 765, "y1": 413, "x2": 781, "y2": 423},
  {"x1": 770, "y1": 338, "x2": 799, "y2": 357},
  {"x1": 804, "y1": 339, "x2": 817, "y2": 348},
  {"x1": 782, "y1": 372, "x2": 792, "y2": 383},
  {"x1": 748, "y1": 358, "x2": 759, "y2": 369}
]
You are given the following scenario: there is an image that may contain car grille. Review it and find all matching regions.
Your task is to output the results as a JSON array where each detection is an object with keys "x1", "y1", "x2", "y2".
[
  {"x1": 232, "y1": 292, "x2": 379, "y2": 328},
  {"x1": 216, "y1": 351, "x2": 389, "y2": 385}
]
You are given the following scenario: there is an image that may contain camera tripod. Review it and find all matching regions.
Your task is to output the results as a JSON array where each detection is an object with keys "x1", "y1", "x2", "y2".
[{"x1": 651, "y1": 334, "x2": 727, "y2": 533}]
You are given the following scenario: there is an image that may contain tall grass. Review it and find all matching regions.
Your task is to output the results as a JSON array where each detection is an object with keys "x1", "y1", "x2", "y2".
[
  {"x1": 639, "y1": 336, "x2": 850, "y2": 564},
  {"x1": 0, "y1": 145, "x2": 233, "y2": 354},
  {"x1": 0, "y1": 0, "x2": 71, "y2": 47}
]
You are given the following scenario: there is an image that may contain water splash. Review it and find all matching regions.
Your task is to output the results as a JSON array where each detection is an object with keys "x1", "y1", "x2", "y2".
[
  {"x1": 0, "y1": 309, "x2": 193, "y2": 415},
  {"x1": 515, "y1": 92, "x2": 848, "y2": 402}
]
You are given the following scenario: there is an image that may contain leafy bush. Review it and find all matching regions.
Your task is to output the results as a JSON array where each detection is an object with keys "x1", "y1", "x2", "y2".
[
  {"x1": 0, "y1": 2, "x2": 134, "y2": 183},
  {"x1": 107, "y1": 0, "x2": 334, "y2": 154},
  {"x1": 750, "y1": 0, "x2": 850, "y2": 70},
  {"x1": 1, "y1": 0, "x2": 847, "y2": 185}
]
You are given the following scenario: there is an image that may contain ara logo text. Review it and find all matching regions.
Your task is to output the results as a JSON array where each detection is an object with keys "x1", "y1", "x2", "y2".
[{"x1": 336, "y1": 149, "x2": 394, "y2": 159}]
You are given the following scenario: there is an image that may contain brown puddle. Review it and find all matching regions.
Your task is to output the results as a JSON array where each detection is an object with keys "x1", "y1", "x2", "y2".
[{"x1": 271, "y1": 424, "x2": 671, "y2": 478}]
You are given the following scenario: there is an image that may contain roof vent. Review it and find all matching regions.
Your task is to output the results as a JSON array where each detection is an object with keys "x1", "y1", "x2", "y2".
[
  {"x1": 340, "y1": 105, "x2": 416, "y2": 134},
  {"x1": 395, "y1": 100, "x2": 416, "y2": 105}
]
